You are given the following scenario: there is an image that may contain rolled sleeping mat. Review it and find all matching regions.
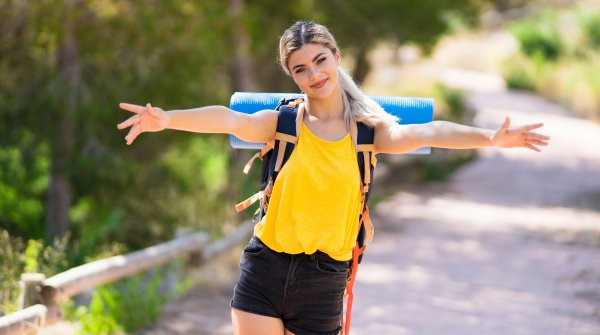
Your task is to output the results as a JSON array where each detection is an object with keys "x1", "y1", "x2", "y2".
[{"x1": 229, "y1": 92, "x2": 434, "y2": 154}]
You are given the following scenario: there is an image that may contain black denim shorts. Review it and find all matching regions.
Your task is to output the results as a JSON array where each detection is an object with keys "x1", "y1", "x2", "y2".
[{"x1": 231, "y1": 236, "x2": 350, "y2": 335}]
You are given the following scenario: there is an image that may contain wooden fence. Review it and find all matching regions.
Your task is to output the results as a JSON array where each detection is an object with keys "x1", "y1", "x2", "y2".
[{"x1": 0, "y1": 220, "x2": 254, "y2": 335}]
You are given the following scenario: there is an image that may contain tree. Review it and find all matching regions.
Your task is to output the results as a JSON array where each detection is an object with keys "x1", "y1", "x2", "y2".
[
  {"x1": 0, "y1": 0, "x2": 492, "y2": 251},
  {"x1": 0, "y1": 1, "x2": 232, "y2": 246},
  {"x1": 317, "y1": 0, "x2": 486, "y2": 83}
]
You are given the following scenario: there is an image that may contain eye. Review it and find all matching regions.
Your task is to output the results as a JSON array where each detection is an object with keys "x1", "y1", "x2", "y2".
[
  {"x1": 294, "y1": 68, "x2": 305, "y2": 74},
  {"x1": 316, "y1": 57, "x2": 326, "y2": 64}
]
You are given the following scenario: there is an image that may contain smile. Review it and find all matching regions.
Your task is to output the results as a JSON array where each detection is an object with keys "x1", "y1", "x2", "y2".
[{"x1": 310, "y1": 79, "x2": 328, "y2": 89}]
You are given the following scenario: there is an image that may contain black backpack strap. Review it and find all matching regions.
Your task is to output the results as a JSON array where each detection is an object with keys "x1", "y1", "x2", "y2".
[
  {"x1": 237, "y1": 97, "x2": 304, "y2": 217},
  {"x1": 267, "y1": 104, "x2": 298, "y2": 178},
  {"x1": 355, "y1": 122, "x2": 375, "y2": 263},
  {"x1": 258, "y1": 100, "x2": 303, "y2": 219}
]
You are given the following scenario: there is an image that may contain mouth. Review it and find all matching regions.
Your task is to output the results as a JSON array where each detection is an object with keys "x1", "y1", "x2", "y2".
[{"x1": 310, "y1": 78, "x2": 328, "y2": 89}]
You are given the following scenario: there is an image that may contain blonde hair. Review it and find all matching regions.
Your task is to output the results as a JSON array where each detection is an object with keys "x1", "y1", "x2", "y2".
[{"x1": 278, "y1": 21, "x2": 398, "y2": 128}]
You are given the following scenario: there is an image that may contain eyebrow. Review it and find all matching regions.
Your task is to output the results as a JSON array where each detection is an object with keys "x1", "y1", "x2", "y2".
[{"x1": 291, "y1": 52, "x2": 326, "y2": 71}]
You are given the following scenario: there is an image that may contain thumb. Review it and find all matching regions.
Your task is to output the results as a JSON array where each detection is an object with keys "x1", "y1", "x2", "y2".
[
  {"x1": 146, "y1": 103, "x2": 161, "y2": 117},
  {"x1": 501, "y1": 116, "x2": 511, "y2": 132}
]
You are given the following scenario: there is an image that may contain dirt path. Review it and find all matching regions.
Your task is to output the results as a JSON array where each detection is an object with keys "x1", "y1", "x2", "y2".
[
  {"x1": 120, "y1": 88, "x2": 600, "y2": 335},
  {"x1": 42, "y1": 93, "x2": 600, "y2": 335},
  {"x1": 349, "y1": 89, "x2": 600, "y2": 335}
]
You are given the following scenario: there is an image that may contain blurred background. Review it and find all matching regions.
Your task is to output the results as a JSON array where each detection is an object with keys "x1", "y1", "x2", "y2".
[{"x1": 1, "y1": 0, "x2": 599, "y2": 334}]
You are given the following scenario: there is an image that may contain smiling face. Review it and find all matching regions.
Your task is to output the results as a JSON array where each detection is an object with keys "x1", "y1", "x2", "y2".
[{"x1": 287, "y1": 43, "x2": 341, "y2": 100}]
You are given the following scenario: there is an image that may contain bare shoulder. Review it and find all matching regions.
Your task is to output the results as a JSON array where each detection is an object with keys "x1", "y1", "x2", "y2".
[{"x1": 233, "y1": 109, "x2": 279, "y2": 144}]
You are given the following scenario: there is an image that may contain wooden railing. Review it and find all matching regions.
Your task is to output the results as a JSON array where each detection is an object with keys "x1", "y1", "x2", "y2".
[{"x1": 0, "y1": 220, "x2": 254, "y2": 335}]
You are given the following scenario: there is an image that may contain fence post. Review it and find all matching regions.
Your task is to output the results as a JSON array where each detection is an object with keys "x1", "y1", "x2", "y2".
[
  {"x1": 175, "y1": 228, "x2": 204, "y2": 273},
  {"x1": 17, "y1": 273, "x2": 45, "y2": 310},
  {"x1": 38, "y1": 285, "x2": 63, "y2": 325}
]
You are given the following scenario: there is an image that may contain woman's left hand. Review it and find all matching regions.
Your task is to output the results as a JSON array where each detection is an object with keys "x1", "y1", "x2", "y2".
[{"x1": 491, "y1": 117, "x2": 551, "y2": 152}]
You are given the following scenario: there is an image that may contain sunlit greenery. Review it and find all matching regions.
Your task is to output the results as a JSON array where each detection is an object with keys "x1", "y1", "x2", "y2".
[{"x1": 504, "y1": 5, "x2": 600, "y2": 121}]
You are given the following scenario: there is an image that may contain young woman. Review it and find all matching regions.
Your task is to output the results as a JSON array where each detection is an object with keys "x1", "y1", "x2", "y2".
[{"x1": 117, "y1": 21, "x2": 550, "y2": 335}]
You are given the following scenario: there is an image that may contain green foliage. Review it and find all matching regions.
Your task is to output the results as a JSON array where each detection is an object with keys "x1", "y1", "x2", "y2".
[
  {"x1": 76, "y1": 289, "x2": 125, "y2": 335},
  {"x1": 24, "y1": 240, "x2": 40, "y2": 273},
  {"x1": 434, "y1": 84, "x2": 467, "y2": 123},
  {"x1": 504, "y1": 55, "x2": 537, "y2": 91},
  {"x1": 0, "y1": 0, "x2": 494, "y2": 319},
  {"x1": 161, "y1": 136, "x2": 228, "y2": 197},
  {"x1": 0, "y1": 228, "x2": 123, "y2": 315},
  {"x1": 418, "y1": 150, "x2": 476, "y2": 182},
  {"x1": 502, "y1": 6, "x2": 600, "y2": 120},
  {"x1": 580, "y1": 10, "x2": 600, "y2": 49},
  {"x1": 0, "y1": 0, "x2": 493, "y2": 247},
  {"x1": 63, "y1": 261, "x2": 192, "y2": 334},
  {"x1": 423, "y1": 84, "x2": 476, "y2": 182},
  {"x1": 0, "y1": 0, "x2": 232, "y2": 244},
  {"x1": 158, "y1": 136, "x2": 231, "y2": 237},
  {"x1": 510, "y1": 20, "x2": 564, "y2": 60},
  {"x1": 503, "y1": 52, "x2": 554, "y2": 92},
  {"x1": 0, "y1": 136, "x2": 50, "y2": 239},
  {"x1": 0, "y1": 230, "x2": 25, "y2": 315}
]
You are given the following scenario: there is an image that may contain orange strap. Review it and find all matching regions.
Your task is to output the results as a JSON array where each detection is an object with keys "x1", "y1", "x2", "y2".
[
  {"x1": 234, "y1": 191, "x2": 263, "y2": 212},
  {"x1": 243, "y1": 141, "x2": 274, "y2": 175},
  {"x1": 243, "y1": 152, "x2": 262, "y2": 175},
  {"x1": 343, "y1": 242, "x2": 361, "y2": 335}
]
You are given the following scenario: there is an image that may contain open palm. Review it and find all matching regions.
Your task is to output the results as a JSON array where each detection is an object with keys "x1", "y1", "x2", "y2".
[
  {"x1": 491, "y1": 117, "x2": 550, "y2": 152},
  {"x1": 117, "y1": 103, "x2": 170, "y2": 145}
]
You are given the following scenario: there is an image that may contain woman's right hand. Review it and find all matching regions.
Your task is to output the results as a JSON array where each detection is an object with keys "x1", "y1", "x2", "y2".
[{"x1": 117, "y1": 103, "x2": 171, "y2": 145}]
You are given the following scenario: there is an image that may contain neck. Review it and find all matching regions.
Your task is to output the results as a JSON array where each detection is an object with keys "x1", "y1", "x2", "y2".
[{"x1": 306, "y1": 84, "x2": 344, "y2": 121}]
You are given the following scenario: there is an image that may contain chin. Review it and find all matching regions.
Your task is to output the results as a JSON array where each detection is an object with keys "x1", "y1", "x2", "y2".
[{"x1": 307, "y1": 83, "x2": 337, "y2": 100}]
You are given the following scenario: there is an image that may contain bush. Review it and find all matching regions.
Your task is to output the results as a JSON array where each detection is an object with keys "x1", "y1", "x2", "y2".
[
  {"x1": 63, "y1": 260, "x2": 193, "y2": 335},
  {"x1": 434, "y1": 83, "x2": 468, "y2": 123},
  {"x1": 580, "y1": 11, "x2": 600, "y2": 49},
  {"x1": 510, "y1": 20, "x2": 564, "y2": 61},
  {"x1": 0, "y1": 230, "x2": 25, "y2": 315},
  {"x1": 503, "y1": 53, "x2": 540, "y2": 91}
]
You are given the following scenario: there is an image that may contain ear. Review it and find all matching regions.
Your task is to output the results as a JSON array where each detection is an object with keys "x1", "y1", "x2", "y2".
[{"x1": 333, "y1": 49, "x2": 341, "y2": 65}]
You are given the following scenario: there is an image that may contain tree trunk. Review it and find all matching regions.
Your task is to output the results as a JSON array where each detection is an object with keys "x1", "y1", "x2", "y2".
[
  {"x1": 352, "y1": 44, "x2": 371, "y2": 85},
  {"x1": 46, "y1": 0, "x2": 80, "y2": 238},
  {"x1": 229, "y1": 0, "x2": 257, "y2": 92},
  {"x1": 226, "y1": 0, "x2": 257, "y2": 219}
]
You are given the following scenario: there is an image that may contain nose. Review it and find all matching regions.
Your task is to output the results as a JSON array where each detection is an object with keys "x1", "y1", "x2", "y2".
[{"x1": 307, "y1": 67, "x2": 318, "y2": 80}]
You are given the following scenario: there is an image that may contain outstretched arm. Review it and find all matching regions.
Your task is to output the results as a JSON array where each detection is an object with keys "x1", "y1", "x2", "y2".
[
  {"x1": 117, "y1": 103, "x2": 278, "y2": 145},
  {"x1": 374, "y1": 117, "x2": 550, "y2": 154}
]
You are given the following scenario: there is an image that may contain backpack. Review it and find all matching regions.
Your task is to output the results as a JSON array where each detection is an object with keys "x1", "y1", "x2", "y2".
[{"x1": 235, "y1": 97, "x2": 377, "y2": 335}]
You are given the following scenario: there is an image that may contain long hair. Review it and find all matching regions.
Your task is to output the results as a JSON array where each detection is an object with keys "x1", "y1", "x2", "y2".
[{"x1": 278, "y1": 21, "x2": 398, "y2": 128}]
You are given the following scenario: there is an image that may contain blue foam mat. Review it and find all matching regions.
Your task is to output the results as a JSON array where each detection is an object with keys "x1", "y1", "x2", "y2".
[{"x1": 229, "y1": 92, "x2": 433, "y2": 154}]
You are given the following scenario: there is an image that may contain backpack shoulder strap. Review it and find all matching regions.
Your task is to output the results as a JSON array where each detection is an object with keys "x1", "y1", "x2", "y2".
[
  {"x1": 235, "y1": 98, "x2": 304, "y2": 214},
  {"x1": 271, "y1": 102, "x2": 303, "y2": 173},
  {"x1": 357, "y1": 122, "x2": 376, "y2": 191},
  {"x1": 354, "y1": 122, "x2": 375, "y2": 251},
  {"x1": 344, "y1": 121, "x2": 376, "y2": 335}
]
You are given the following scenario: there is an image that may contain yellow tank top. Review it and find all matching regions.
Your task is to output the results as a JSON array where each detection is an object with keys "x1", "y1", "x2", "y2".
[{"x1": 254, "y1": 122, "x2": 362, "y2": 261}]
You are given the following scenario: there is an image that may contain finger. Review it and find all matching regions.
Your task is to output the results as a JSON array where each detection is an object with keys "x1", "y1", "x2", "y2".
[
  {"x1": 117, "y1": 115, "x2": 139, "y2": 130},
  {"x1": 119, "y1": 103, "x2": 145, "y2": 114},
  {"x1": 528, "y1": 133, "x2": 551, "y2": 141},
  {"x1": 145, "y1": 103, "x2": 157, "y2": 117},
  {"x1": 525, "y1": 143, "x2": 541, "y2": 152},
  {"x1": 522, "y1": 123, "x2": 544, "y2": 132},
  {"x1": 501, "y1": 116, "x2": 511, "y2": 131},
  {"x1": 125, "y1": 124, "x2": 141, "y2": 145},
  {"x1": 526, "y1": 139, "x2": 549, "y2": 146}
]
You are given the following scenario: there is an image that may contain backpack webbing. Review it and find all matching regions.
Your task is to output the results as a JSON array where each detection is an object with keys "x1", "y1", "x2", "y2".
[{"x1": 235, "y1": 98, "x2": 376, "y2": 335}]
